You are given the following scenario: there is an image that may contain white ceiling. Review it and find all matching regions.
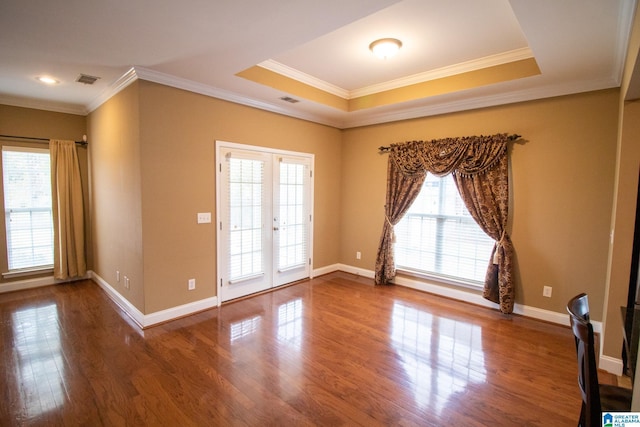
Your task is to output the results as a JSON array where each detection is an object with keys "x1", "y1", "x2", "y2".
[{"x1": 0, "y1": 0, "x2": 637, "y2": 129}]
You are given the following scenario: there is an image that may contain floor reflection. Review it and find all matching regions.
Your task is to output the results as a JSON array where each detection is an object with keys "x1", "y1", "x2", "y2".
[
  {"x1": 12, "y1": 303, "x2": 64, "y2": 420},
  {"x1": 277, "y1": 298, "x2": 303, "y2": 349},
  {"x1": 391, "y1": 302, "x2": 486, "y2": 415},
  {"x1": 229, "y1": 314, "x2": 262, "y2": 343}
]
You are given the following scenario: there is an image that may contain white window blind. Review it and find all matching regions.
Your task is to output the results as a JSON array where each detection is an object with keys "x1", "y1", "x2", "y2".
[
  {"x1": 277, "y1": 160, "x2": 307, "y2": 271},
  {"x1": 394, "y1": 174, "x2": 494, "y2": 286},
  {"x1": 2, "y1": 146, "x2": 54, "y2": 270},
  {"x1": 227, "y1": 156, "x2": 265, "y2": 282}
]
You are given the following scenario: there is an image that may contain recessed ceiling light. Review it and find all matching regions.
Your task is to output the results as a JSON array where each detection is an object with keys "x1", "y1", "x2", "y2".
[
  {"x1": 36, "y1": 76, "x2": 59, "y2": 85},
  {"x1": 369, "y1": 38, "x2": 402, "y2": 60}
]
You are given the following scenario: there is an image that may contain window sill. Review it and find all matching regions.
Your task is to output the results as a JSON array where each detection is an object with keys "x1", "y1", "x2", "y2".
[
  {"x1": 3, "y1": 266, "x2": 54, "y2": 279},
  {"x1": 395, "y1": 268, "x2": 483, "y2": 291}
]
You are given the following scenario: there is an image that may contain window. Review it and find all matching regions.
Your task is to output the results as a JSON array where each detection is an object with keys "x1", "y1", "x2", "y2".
[
  {"x1": 2, "y1": 146, "x2": 54, "y2": 271},
  {"x1": 394, "y1": 173, "x2": 494, "y2": 286}
]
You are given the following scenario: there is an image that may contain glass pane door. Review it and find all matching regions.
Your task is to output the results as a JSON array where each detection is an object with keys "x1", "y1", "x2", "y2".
[
  {"x1": 217, "y1": 144, "x2": 313, "y2": 303},
  {"x1": 219, "y1": 149, "x2": 272, "y2": 302},
  {"x1": 273, "y1": 156, "x2": 311, "y2": 286}
]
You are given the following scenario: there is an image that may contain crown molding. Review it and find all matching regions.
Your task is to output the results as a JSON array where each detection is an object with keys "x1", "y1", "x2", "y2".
[
  {"x1": 258, "y1": 60, "x2": 350, "y2": 99},
  {"x1": 131, "y1": 66, "x2": 342, "y2": 128},
  {"x1": 1, "y1": 63, "x2": 618, "y2": 131},
  {"x1": 350, "y1": 47, "x2": 535, "y2": 98},
  {"x1": 116, "y1": 65, "x2": 618, "y2": 129},
  {"x1": 257, "y1": 48, "x2": 535, "y2": 100},
  {"x1": 340, "y1": 75, "x2": 619, "y2": 129},
  {"x1": 0, "y1": 94, "x2": 87, "y2": 116},
  {"x1": 612, "y1": 0, "x2": 638, "y2": 85},
  {"x1": 87, "y1": 67, "x2": 139, "y2": 113}
]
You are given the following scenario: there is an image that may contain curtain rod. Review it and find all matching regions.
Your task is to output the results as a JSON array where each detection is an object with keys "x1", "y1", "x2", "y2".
[
  {"x1": 378, "y1": 133, "x2": 521, "y2": 153},
  {"x1": 0, "y1": 134, "x2": 88, "y2": 146}
]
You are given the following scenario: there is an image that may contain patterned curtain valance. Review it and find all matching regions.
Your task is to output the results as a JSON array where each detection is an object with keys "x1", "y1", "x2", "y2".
[{"x1": 388, "y1": 133, "x2": 511, "y2": 177}]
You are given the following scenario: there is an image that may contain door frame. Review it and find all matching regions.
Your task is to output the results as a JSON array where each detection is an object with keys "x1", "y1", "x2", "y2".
[{"x1": 215, "y1": 140, "x2": 315, "y2": 305}]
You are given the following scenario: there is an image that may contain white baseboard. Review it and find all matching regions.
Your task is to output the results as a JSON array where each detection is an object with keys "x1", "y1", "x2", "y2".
[
  {"x1": 91, "y1": 272, "x2": 146, "y2": 328},
  {"x1": 312, "y1": 263, "x2": 345, "y2": 277},
  {"x1": 90, "y1": 271, "x2": 218, "y2": 329},
  {"x1": 0, "y1": 272, "x2": 91, "y2": 294},
  {"x1": 143, "y1": 296, "x2": 218, "y2": 328},
  {"x1": 0, "y1": 275, "x2": 55, "y2": 293},
  {"x1": 599, "y1": 355, "x2": 624, "y2": 376}
]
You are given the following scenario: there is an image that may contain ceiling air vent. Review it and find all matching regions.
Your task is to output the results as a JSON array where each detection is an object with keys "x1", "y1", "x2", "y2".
[
  {"x1": 280, "y1": 96, "x2": 300, "y2": 104},
  {"x1": 76, "y1": 74, "x2": 101, "y2": 85}
]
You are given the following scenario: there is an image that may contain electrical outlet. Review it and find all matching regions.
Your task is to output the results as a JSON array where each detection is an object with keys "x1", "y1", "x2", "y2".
[
  {"x1": 116, "y1": 270, "x2": 120, "y2": 282},
  {"x1": 197, "y1": 212, "x2": 211, "y2": 224},
  {"x1": 356, "y1": 251, "x2": 361, "y2": 260},
  {"x1": 543, "y1": 285, "x2": 552, "y2": 298},
  {"x1": 188, "y1": 278, "x2": 196, "y2": 290},
  {"x1": 124, "y1": 276, "x2": 130, "y2": 290}
]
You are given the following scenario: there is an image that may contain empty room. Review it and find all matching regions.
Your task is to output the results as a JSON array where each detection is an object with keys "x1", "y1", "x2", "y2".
[{"x1": 2, "y1": 1, "x2": 640, "y2": 425}]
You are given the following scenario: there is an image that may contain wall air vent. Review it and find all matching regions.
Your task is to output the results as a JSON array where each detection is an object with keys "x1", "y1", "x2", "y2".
[
  {"x1": 76, "y1": 74, "x2": 101, "y2": 85},
  {"x1": 280, "y1": 96, "x2": 300, "y2": 104}
]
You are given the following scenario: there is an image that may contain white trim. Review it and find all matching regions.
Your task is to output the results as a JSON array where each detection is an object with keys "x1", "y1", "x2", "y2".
[
  {"x1": 0, "y1": 275, "x2": 55, "y2": 293},
  {"x1": 0, "y1": 271, "x2": 91, "y2": 293},
  {"x1": 259, "y1": 49, "x2": 535, "y2": 101},
  {"x1": 599, "y1": 355, "x2": 624, "y2": 376},
  {"x1": 612, "y1": 0, "x2": 638, "y2": 85},
  {"x1": 2, "y1": 266, "x2": 53, "y2": 279},
  {"x1": 312, "y1": 263, "x2": 343, "y2": 277},
  {"x1": 91, "y1": 271, "x2": 145, "y2": 327},
  {"x1": 130, "y1": 65, "x2": 619, "y2": 130},
  {"x1": 215, "y1": 140, "x2": 317, "y2": 157},
  {"x1": 341, "y1": 76, "x2": 619, "y2": 129},
  {"x1": 144, "y1": 296, "x2": 218, "y2": 328},
  {"x1": 91, "y1": 271, "x2": 218, "y2": 328},
  {"x1": 132, "y1": 66, "x2": 339, "y2": 127},
  {"x1": 87, "y1": 67, "x2": 139, "y2": 113},
  {"x1": 351, "y1": 48, "x2": 535, "y2": 98},
  {"x1": 0, "y1": 94, "x2": 87, "y2": 116},
  {"x1": 258, "y1": 60, "x2": 350, "y2": 99}
]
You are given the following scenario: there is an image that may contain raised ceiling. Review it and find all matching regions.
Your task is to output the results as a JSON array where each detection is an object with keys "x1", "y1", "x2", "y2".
[{"x1": 0, "y1": 0, "x2": 636, "y2": 128}]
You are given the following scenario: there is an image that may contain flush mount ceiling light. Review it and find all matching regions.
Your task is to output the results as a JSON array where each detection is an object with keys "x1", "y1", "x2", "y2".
[
  {"x1": 36, "y1": 76, "x2": 59, "y2": 85},
  {"x1": 369, "y1": 38, "x2": 402, "y2": 59}
]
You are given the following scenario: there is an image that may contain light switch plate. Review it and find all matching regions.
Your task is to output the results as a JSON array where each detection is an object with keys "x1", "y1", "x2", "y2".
[{"x1": 197, "y1": 212, "x2": 211, "y2": 223}]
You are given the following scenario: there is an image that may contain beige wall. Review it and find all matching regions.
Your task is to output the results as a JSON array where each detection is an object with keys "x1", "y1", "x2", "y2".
[
  {"x1": 88, "y1": 82, "x2": 145, "y2": 311},
  {"x1": 0, "y1": 104, "x2": 90, "y2": 283},
  {"x1": 601, "y1": 8, "x2": 640, "y2": 363},
  {"x1": 341, "y1": 89, "x2": 620, "y2": 320},
  {"x1": 88, "y1": 80, "x2": 342, "y2": 314},
  {"x1": 603, "y1": 99, "x2": 640, "y2": 359}
]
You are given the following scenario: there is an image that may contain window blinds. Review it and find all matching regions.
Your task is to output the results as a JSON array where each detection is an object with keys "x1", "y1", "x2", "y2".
[{"x1": 2, "y1": 146, "x2": 54, "y2": 270}]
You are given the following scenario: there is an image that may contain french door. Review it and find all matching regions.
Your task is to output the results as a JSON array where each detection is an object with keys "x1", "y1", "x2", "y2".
[{"x1": 216, "y1": 142, "x2": 313, "y2": 303}]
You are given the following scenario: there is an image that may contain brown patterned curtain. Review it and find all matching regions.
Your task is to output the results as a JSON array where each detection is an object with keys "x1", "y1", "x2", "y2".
[
  {"x1": 374, "y1": 142, "x2": 426, "y2": 284},
  {"x1": 374, "y1": 133, "x2": 515, "y2": 314}
]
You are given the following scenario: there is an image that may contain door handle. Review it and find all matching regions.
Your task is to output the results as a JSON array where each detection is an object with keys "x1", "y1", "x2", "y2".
[{"x1": 273, "y1": 227, "x2": 279, "y2": 231}]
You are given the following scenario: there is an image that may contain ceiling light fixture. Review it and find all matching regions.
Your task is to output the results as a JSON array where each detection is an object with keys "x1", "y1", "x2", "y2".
[
  {"x1": 369, "y1": 38, "x2": 402, "y2": 59},
  {"x1": 36, "y1": 76, "x2": 59, "y2": 85}
]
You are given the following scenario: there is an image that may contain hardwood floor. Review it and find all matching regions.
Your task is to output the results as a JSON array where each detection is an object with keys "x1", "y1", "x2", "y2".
[{"x1": 0, "y1": 271, "x2": 597, "y2": 426}]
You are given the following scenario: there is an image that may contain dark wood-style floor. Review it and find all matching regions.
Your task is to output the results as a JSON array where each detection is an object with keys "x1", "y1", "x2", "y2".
[{"x1": 0, "y1": 271, "x2": 607, "y2": 426}]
